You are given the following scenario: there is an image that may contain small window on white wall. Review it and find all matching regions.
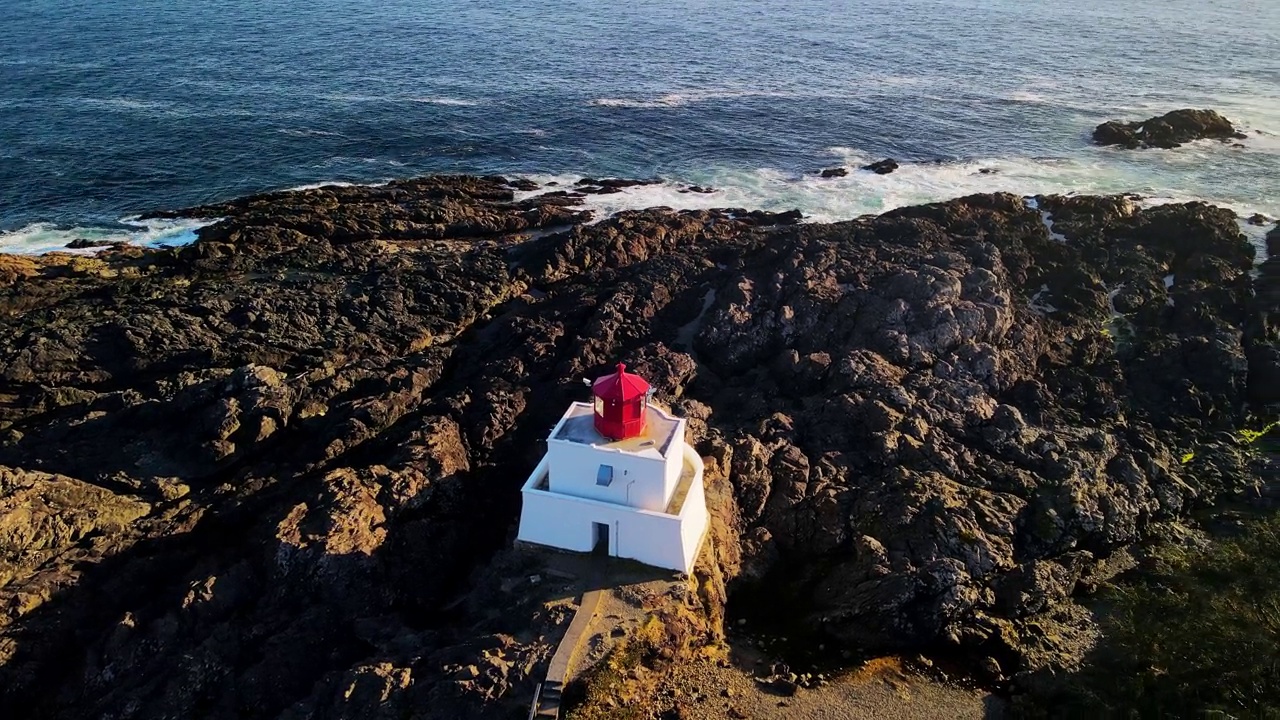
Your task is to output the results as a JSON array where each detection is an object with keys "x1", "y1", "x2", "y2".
[{"x1": 596, "y1": 464, "x2": 614, "y2": 486}]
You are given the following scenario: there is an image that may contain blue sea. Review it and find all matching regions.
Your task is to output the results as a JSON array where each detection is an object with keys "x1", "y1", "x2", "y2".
[{"x1": 1, "y1": 0, "x2": 1278, "y2": 253}]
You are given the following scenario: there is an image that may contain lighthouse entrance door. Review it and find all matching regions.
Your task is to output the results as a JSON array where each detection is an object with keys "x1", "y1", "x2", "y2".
[{"x1": 591, "y1": 522, "x2": 610, "y2": 555}]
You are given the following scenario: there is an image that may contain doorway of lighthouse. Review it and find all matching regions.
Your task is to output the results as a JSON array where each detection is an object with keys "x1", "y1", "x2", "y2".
[{"x1": 592, "y1": 522, "x2": 609, "y2": 555}]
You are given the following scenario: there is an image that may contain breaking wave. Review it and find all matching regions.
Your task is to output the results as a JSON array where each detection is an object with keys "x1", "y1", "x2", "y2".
[
  {"x1": 514, "y1": 148, "x2": 1279, "y2": 227},
  {"x1": 0, "y1": 218, "x2": 214, "y2": 256}
]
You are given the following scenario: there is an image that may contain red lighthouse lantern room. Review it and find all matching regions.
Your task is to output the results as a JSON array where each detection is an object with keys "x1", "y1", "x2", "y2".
[{"x1": 592, "y1": 363, "x2": 650, "y2": 440}]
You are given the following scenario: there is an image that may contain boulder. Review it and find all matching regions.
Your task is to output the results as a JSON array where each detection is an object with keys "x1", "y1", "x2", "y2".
[
  {"x1": 65, "y1": 238, "x2": 120, "y2": 249},
  {"x1": 1093, "y1": 109, "x2": 1247, "y2": 149},
  {"x1": 861, "y1": 158, "x2": 900, "y2": 174}
]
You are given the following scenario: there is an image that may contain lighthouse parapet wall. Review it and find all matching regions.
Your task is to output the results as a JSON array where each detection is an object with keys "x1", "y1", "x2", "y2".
[{"x1": 544, "y1": 402, "x2": 687, "y2": 511}]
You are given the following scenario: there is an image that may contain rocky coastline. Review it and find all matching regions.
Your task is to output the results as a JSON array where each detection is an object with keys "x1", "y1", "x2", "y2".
[{"x1": 0, "y1": 175, "x2": 1277, "y2": 718}]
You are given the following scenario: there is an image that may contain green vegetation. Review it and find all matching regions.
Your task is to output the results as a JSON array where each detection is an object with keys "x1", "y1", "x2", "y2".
[
  {"x1": 1178, "y1": 418, "x2": 1275, "y2": 467},
  {"x1": 1018, "y1": 512, "x2": 1280, "y2": 719},
  {"x1": 1240, "y1": 420, "x2": 1279, "y2": 446},
  {"x1": 565, "y1": 616, "x2": 665, "y2": 720}
]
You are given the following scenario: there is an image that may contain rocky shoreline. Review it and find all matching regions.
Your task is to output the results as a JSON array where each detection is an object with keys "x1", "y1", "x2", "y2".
[{"x1": 1, "y1": 175, "x2": 1277, "y2": 718}]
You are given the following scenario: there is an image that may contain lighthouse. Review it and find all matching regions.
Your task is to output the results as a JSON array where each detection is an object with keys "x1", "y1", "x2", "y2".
[{"x1": 516, "y1": 363, "x2": 710, "y2": 573}]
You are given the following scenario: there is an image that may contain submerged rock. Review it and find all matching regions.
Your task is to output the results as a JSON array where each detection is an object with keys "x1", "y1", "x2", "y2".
[{"x1": 1093, "y1": 108, "x2": 1247, "y2": 149}]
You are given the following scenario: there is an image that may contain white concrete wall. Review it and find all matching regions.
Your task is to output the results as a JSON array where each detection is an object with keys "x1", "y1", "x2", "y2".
[
  {"x1": 518, "y1": 489, "x2": 688, "y2": 570},
  {"x1": 546, "y1": 440, "x2": 671, "y2": 511},
  {"x1": 676, "y1": 445, "x2": 709, "y2": 572},
  {"x1": 661, "y1": 425, "x2": 687, "y2": 503},
  {"x1": 518, "y1": 453, "x2": 710, "y2": 572}
]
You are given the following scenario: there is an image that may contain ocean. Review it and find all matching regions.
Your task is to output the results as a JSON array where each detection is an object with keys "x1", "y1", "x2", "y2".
[{"x1": 1, "y1": 0, "x2": 1277, "y2": 254}]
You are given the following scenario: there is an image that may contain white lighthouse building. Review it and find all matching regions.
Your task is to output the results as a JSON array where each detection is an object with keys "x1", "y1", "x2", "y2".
[{"x1": 516, "y1": 363, "x2": 710, "y2": 573}]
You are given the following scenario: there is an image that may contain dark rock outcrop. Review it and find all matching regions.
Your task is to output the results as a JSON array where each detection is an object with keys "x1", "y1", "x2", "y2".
[
  {"x1": 573, "y1": 177, "x2": 662, "y2": 195},
  {"x1": 862, "y1": 158, "x2": 900, "y2": 174},
  {"x1": 819, "y1": 167, "x2": 848, "y2": 178},
  {"x1": 65, "y1": 238, "x2": 120, "y2": 250},
  {"x1": 1093, "y1": 109, "x2": 1248, "y2": 149},
  {"x1": 0, "y1": 177, "x2": 1273, "y2": 718}
]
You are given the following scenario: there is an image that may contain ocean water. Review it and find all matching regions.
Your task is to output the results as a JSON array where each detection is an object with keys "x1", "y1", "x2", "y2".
[{"x1": 1, "y1": 0, "x2": 1278, "y2": 253}]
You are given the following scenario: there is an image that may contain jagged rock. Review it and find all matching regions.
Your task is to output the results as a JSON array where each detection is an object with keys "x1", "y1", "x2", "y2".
[
  {"x1": 65, "y1": 238, "x2": 121, "y2": 250},
  {"x1": 819, "y1": 167, "x2": 848, "y2": 178},
  {"x1": 0, "y1": 176, "x2": 1269, "y2": 718},
  {"x1": 862, "y1": 158, "x2": 899, "y2": 174},
  {"x1": 574, "y1": 177, "x2": 662, "y2": 195},
  {"x1": 506, "y1": 178, "x2": 539, "y2": 192},
  {"x1": 0, "y1": 467, "x2": 150, "y2": 601},
  {"x1": 1093, "y1": 109, "x2": 1247, "y2": 149}
]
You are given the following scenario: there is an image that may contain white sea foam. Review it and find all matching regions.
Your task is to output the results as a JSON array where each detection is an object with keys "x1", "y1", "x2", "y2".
[
  {"x1": 587, "y1": 80, "x2": 969, "y2": 109},
  {"x1": 588, "y1": 89, "x2": 810, "y2": 109},
  {"x1": 321, "y1": 94, "x2": 481, "y2": 106},
  {"x1": 313, "y1": 156, "x2": 407, "y2": 169},
  {"x1": 408, "y1": 97, "x2": 480, "y2": 106},
  {"x1": 1008, "y1": 90, "x2": 1051, "y2": 104},
  {"x1": 277, "y1": 128, "x2": 347, "y2": 138},
  {"x1": 74, "y1": 97, "x2": 169, "y2": 111},
  {"x1": 589, "y1": 94, "x2": 691, "y2": 109},
  {"x1": 283, "y1": 180, "x2": 366, "y2": 192},
  {"x1": 514, "y1": 145, "x2": 1279, "y2": 228},
  {"x1": 1040, "y1": 211, "x2": 1068, "y2": 242},
  {"x1": 320, "y1": 93, "x2": 387, "y2": 103},
  {"x1": 0, "y1": 217, "x2": 214, "y2": 256}
]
